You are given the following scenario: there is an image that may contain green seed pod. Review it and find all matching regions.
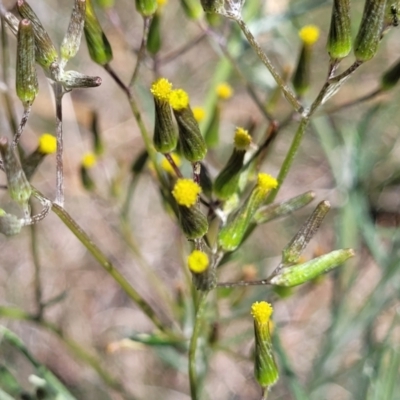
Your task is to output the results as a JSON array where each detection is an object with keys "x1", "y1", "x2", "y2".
[
  {"x1": 0, "y1": 209, "x2": 22, "y2": 236},
  {"x1": 17, "y1": 0, "x2": 58, "y2": 70},
  {"x1": 214, "y1": 127, "x2": 251, "y2": 200},
  {"x1": 60, "y1": 0, "x2": 86, "y2": 65},
  {"x1": 269, "y1": 248, "x2": 355, "y2": 287},
  {"x1": 282, "y1": 200, "x2": 331, "y2": 265},
  {"x1": 147, "y1": 12, "x2": 161, "y2": 55},
  {"x1": 381, "y1": 57, "x2": 400, "y2": 89},
  {"x1": 0, "y1": 137, "x2": 32, "y2": 210},
  {"x1": 327, "y1": 0, "x2": 352, "y2": 60},
  {"x1": 251, "y1": 302, "x2": 279, "y2": 389},
  {"x1": 178, "y1": 205, "x2": 209, "y2": 239},
  {"x1": 135, "y1": 0, "x2": 157, "y2": 17},
  {"x1": 16, "y1": 19, "x2": 38, "y2": 107},
  {"x1": 84, "y1": 0, "x2": 113, "y2": 65},
  {"x1": 169, "y1": 89, "x2": 207, "y2": 162},
  {"x1": 253, "y1": 191, "x2": 315, "y2": 225},
  {"x1": 180, "y1": 0, "x2": 203, "y2": 19},
  {"x1": 60, "y1": 70, "x2": 102, "y2": 90},
  {"x1": 354, "y1": 0, "x2": 387, "y2": 62},
  {"x1": 218, "y1": 174, "x2": 278, "y2": 251}
]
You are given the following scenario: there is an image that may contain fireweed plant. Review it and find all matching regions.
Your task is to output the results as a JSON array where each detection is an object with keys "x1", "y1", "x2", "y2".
[{"x1": 0, "y1": 0, "x2": 400, "y2": 399}]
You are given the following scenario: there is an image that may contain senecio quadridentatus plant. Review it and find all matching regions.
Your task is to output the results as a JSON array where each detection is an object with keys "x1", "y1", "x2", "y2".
[{"x1": 0, "y1": 0, "x2": 400, "y2": 398}]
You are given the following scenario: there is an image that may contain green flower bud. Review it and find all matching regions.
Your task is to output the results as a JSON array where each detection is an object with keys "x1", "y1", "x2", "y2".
[
  {"x1": 80, "y1": 165, "x2": 96, "y2": 191},
  {"x1": 180, "y1": 0, "x2": 203, "y2": 19},
  {"x1": 327, "y1": 0, "x2": 352, "y2": 60},
  {"x1": 354, "y1": 0, "x2": 387, "y2": 62},
  {"x1": 0, "y1": 137, "x2": 32, "y2": 210},
  {"x1": 60, "y1": 0, "x2": 86, "y2": 65},
  {"x1": 0, "y1": 209, "x2": 22, "y2": 236},
  {"x1": 16, "y1": 19, "x2": 38, "y2": 107},
  {"x1": 253, "y1": 191, "x2": 315, "y2": 225},
  {"x1": 282, "y1": 200, "x2": 330, "y2": 265},
  {"x1": 84, "y1": 0, "x2": 113, "y2": 66},
  {"x1": 147, "y1": 12, "x2": 161, "y2": 55},
  {"x1": 169, "y1": 89, "x2": 207, "y2": 162},
  {"x1": 150, "y1": 78, "x2": 177, "y2": 153},
  {"x1": 251, "y1": 302, "x2": 279, "y2": 389},
  {"x1": 269, "y1": 248, "x2": 355, "y2": 287},
  {"x1": 381, "y1": 57, "x2": 400, "y2": 90},
  {"x1": 178, "y1": 205, "x2": 209, "y2": 239},
  {"x1": 136, "y1": 0, "x2": 158, "y2": 17},
  {"x1": 60, "y1": 70, "x2": 102, "y2": 90},
  {"x1": 17, "y1": 0, "x2": 58, "y2": 70},
  {"x1": 214, "y1": 127, "x2": 251, "y2": 200},
  {"x1": 218, "y1": 174, "x2": 277, "y2": 251}
]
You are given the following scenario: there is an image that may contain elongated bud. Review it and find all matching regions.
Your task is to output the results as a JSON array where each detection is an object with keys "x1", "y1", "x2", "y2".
[
  {"x1": 282, "y1": 201, "x2": 330, "y2": 265},
  {"x1": 16, "y1": 19, "x2": 38, "y2": 107},
  {"x1": 0, "y1": 209, "x2": 22, "y2": 236},
  {"x1": 90, "y1": 112, "x2": 104, "y2": 155},
  {"x1": 218, "y1": 173, "x2": 278, "y2": 251},
  {"x1": 253, "y1": 191, "x2": 315, "y2": 225},
  {"x1": 0, "y1": 137, "x2": 32, "y2": 209},
  {"x1": 147, "y1": 12, "x2": 161, "y2": 55},
  {"x1": 80, "y1": 152, "x2": 97, "y2": 191},
  {"x1": 251, "y1": 302, "x2": 279, "y2": 389},
  {"x1": 269, "y1": 248, "x2": 355, "y2": 287},
  {"x1": 169, "y1": 89, "x2": 207, "y2": 162},
  {"x1": 204, "y1": 103, "x2": 220, "y2": 148},
  {"x1": 17, "y1": 0, "x2": 58, "y2": 70},
  {"x1": 3, "y1": 12, "x2": 19, "y2": 36},
  {"x1": 354, "y1": 0, "x2": 387, "y2": 62},
  {"x1": 327, "y1": 0, "x2": 352, "y2": 60},
  {"x1": 60, "y1": 0, "x2": 86, "y2": 66},
  {"x1": 136, "y1": 0, "x2": 158, "y2": 16},
  {"x1": 61, "y1": 70, "x2": 102, "y2": 90},
  {"x1": 381, "y1": 58, "x2": 400, "y2": 90},
  {"x1": 213, "y1": 127, "x2": 251, "y2": 200},
  {"x1": 150, "y1": 78, "x2": 177, "y2": 153},
  {"x1": 84, "y1": 0, "x2": 113, "y2": 65},
  {"x1": 292, "y1": 25, "x2": 320, "y2": 96},
  {"x1": 180, "y1": 0, "x2": 203, "y2": 19}
]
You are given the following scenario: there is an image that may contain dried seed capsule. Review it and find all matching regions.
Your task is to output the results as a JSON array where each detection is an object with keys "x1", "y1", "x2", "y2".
[
  {"x1": 150, "y1": 78, "x2": 177, "y2": 153},
  {"x1": 0, "y1": 209, "x2": 22, "y2": 236},
  {"x1": 60, "y1": 0, "x2": 86, "y2": 65},
  {"x1": 213, "y1": 127, "x2": 251, "y2": 200},
  {"x1": 269, "y1": 248, "x2": 355, "y2": 287},
  {"x1": 17, "y1": 0, "x2": 58, "y2": 70},
  {"x1": 0, "y1": 137, "x2": 32, "y2": 210},
  {"x1": 327, "y1": 0, "x2": 352, "y2": 60},
  {"x1": 16, "y1": 19, "x2": 38, "y2": 107},
  {"x1": 136, "y1": 0, "x2": 158, "y2": 17},
  {"x1": 251, "y1": 302, "x2": 279, "y2": 389},
  {"x1": 61, "y1": 70, "x2": 102, "y2": 90},
  {"x1": 381, "y1": 58, "x2": 400, "y2": 90},
  {"x1": 169, "y1": 89, "x2": 207, "y2": 162},
  {"x1": 84, "y1": 0, "x2": 113, "y2": 65},
  {"x1": 354, "y1": 0, "x2": 387, "y2": 62},
  {"x1": 218, "y1": 173, "x2": 277, "y2": 251}
]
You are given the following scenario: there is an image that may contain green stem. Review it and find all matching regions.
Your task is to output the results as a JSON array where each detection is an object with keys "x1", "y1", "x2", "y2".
[
  {"x1": 51, "y1": 202, "x2": 170, "y2": 334},
  {"x1": 189, "y1": 291, "x2": 209, "y2": 400}
]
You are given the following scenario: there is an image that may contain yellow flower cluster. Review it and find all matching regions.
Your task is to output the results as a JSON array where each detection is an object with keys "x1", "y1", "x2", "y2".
[
  {"x1": 150, "y1": 78, "x2": 172, "y2": 101},
  {"x1": 38, "y1": 133, "x2": 57, "y2": 154},
  {"x1": 251, "y1": 301, "x2": 273, "y2": 325},
  {"x1": 192, "y1": 107, "x2": 206, "y2": 122},
  {"x1": 169, "y1": 89, "x2": 189, "y2": 110},
  {"x1": 299, "y1": 25, "x2": 320, "y2": 46},
  {"x1": 216, "y1": 82, "x2": 233, "y2": 100},
  {"x1": 172, "y1": 178, "x2": 201, "y2": 207},
  {"x1": 188, "y1": 250, "x2": 209, "y2": 273},
  {"x1": 82, "y1": 152, "x2": 97, "y2": 169},
  {"x1": 234, "y1": 127, "x2": 251, "y2": 150},
  {"x1": 257, "y1": 173, "x2": 278, "y2": 192}
]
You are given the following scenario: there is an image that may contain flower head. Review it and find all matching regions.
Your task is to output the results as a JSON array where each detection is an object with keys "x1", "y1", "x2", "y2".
[
  {"x1": 234, "y1": 127, "x2": 251, "y2": 150},
  {"x1": 251, "y1": 301, "x2": 273, "y2": 325},
  {"x1": 216, "y1": 82, "x2": 233, "y2": 99},
  {"x1": 150, "y1": 78, "x2": 173, "y2": 101},
  {"x1": 82, "y1": 152, "x2": 97, "y2": 169},
  {"x1": 188, "y1": 250, "x2": 209, "y2": 273},
  {"x1": 193, "y1": 106, "x2": 206, "y2": 122},
  {"x1": 172, "y1": 178, "x2": 201, "y2": 207},
  {"x1": 257, "y1": 173, "x2": 278, "y2": 192},
  {"x1": 299, "y1": 25, "x2": 320, "y2": 46},
  {"x1": 169, "y1": 89, "x2": 189, "y2": 110},
  {"x1": 38, "y1": 133, "x2": 57, "y2": 154}
]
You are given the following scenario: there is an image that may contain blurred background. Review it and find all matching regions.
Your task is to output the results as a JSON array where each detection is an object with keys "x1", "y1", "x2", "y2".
[{"x1": 1, "y1": 0, "x2": 400, "y2": 399}]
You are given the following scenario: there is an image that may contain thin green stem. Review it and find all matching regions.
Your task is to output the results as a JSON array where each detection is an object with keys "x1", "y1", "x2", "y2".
[{"x1": 189, "y1": 291, "x2": 209, "y2": 400}]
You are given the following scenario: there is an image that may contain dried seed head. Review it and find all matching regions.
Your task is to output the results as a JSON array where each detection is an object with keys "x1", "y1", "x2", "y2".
[
  {"x1": 60, "y1": 70, "x2": 102, "y2": 90},
  {"x1": 0, "y1": 209, "x2": 22, "y2": 236}
]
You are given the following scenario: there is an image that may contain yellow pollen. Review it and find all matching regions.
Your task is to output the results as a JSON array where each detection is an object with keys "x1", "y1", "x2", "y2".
[
  {"x1": 188, "y1": 250, "x2": 209, "y2": 273},
  {"x1": 160, "y1": 153, "x2": 181, "y2": 175},
  {"x1": 234, "y1": 127, "x2": 251, "y2": 150},
  {"x1": 38, "y1": 133, "x2": 57, "y2": 154},
  {"x1": 251, "y1": 301, "x2": 273, "y2": 324},
  {"x1": 172, "y1": 178, "x2": 201, "y2": 207},
  {"x1": 82, "y1": 152, "x2": 97, "y2": 169},
  {"x1": 216, "y1": 83, "x2": 233, "y2": 99},
  {"x1": 193, "y1": 107, "x2": 206, "y2": 122},
  {"x1": 150, "y1": 78, "x2": 172, "y2": 101},
  {"x1": 257, "y1": 173, "x2": 278, "y2": 192},
  {"x1": 299, "y1": 25, "x2": 320, "y2": 46},
  {"x1": 169, "y1": 89, "x2": 189, "y2": 110}
]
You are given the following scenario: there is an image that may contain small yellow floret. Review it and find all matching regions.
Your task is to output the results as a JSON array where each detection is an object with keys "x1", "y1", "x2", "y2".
[
  {"x1": 161, "y1": 153, "x2": 181, "y2": 175},
  {"x1": 193, "y1": 107, "x2": 206, "y2": 122},
  {"x1": 157, "y1": 0, "x2": 167, "y2": 5},
  {"x1": 216, "y1": 83, "x2": 233, "y2": 100},
  {"x1": 234, "y1": 127, "x2": 251, "y2": 150},
  {"x1": 251, "y1": 301, "x2": 273, "y2": 325},
  {"x1": 188, "y1": 250, "x2": 209, "y2": 273},
  {"x1": 38, "y1": 133, "x2": 57, "y2": 154},
  {"x1": 257, "y1": 173, "x2": 278, "y2": 192},
  {"x1": 172, "y1": 178, "x2": 201, "y2": 207},
  {"x1": 150, "y1": 78, "x2": 172, "y2": 101},
  {"x1": 299, "y1": 25, "x2": 320, "y2": 46},
  {"x1": 169, "y1": 89, "x2": 189, "y2": 110},
  {"x1": 82, "y1": 152, "x2": 97, "y2": 169}
]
